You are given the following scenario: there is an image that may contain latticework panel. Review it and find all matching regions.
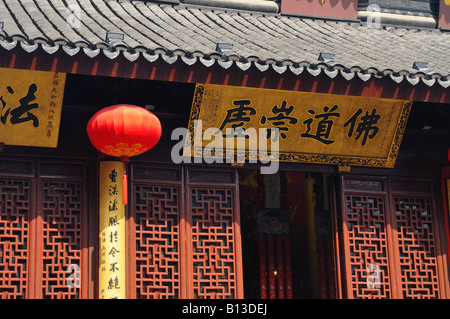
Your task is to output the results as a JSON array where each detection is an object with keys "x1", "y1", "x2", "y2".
[
  {"x1": 134, "y1": 185, "x2": 180, "y2": 299},
  {"x1": 394, "y1": 196, "x2": 440, "y2": 299},
  {"x1": 189, "y1": 188, "x2": 237, "y2": 299},
  {"x1": 340, "y1": 176, "x2": 448, "y2": 299},
  {"x1": 344, "y1": 195, "x2": 391, "y2": 299},
  {"x1": 0, "y1": 179, "x2": 30, "y2": 299},
  {"x1": 41, "y1": 181, "x2": 83, "y2": 299}
]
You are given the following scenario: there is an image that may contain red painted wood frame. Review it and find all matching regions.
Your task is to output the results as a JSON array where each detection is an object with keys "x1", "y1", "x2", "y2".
[
  {"x1": 0, "y1": 157, "x2": 95, "y2": 299},
  {"x1": 127, "y1": 164, "x2": 244, "y2": 299},
  {"x1": 338, "y1": 175, "x2": 450, "y2": 299}
]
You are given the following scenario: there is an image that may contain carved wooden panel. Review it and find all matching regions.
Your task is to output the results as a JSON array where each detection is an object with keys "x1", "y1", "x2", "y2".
[
  {"x1": 189, "y1": 187, "x2": 238, "y2": 298},
  {"x1": 343, "y1": 194, "x2": 391, "y2": 298},
  {"x1": 40, "y1": 181, "x2": 84, "y2": 299},
  {"x1": 129, "y1": 166, "x2": 242, "y2": 299},
  {"x1": 0, "y1": 178, "x2": 31, "y2": 299},
  {"x1": 188, "y1": 170, "x2": 234, "y2": 184},
  {"x1": 340, "y1": 176, "x2": 447, "y2": 299},
  {"x1": 133, "y1": 184, "x2": 181, "y2": 299},
  {"x1": 0, "y1": 159, "x2": 91, "y2": 299},
  {"x1": 393, "y1": 196, "x2": 440, "y2": 298}
]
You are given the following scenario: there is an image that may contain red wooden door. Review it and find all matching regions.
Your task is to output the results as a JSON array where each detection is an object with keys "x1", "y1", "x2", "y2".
[
  {"x1": 128, "y1": 165, "x2": 243, "y2": 299},
  {"x1": 128, "y1": 165, "x2": 184, "y2": 298},
  {"x1": 0, "y1": 158, "x2": 93, "y2": 299},
  {"x1": 339, "y1": 175, "x2": 449, "y2": 299}
]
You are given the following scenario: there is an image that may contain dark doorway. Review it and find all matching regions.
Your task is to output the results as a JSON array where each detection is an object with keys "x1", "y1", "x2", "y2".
[{"x1": 239, "y1": 169, "x2": 337, "y2": 299}]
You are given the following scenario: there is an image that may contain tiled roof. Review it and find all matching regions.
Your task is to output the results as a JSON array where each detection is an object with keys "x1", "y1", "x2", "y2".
[{"x1": 0, "y1": 0, "x2": 449, "y2": 87}]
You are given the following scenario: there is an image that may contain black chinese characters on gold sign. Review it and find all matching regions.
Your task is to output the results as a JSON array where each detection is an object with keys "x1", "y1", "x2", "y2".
[{"x1": 186, "y1": 84, "x2": 411, "y2": 169}]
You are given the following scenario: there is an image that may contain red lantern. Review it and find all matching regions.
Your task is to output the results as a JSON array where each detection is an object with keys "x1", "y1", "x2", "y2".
[{"x1": 86, "y1": 104, "x2": 162, "y2": 204}]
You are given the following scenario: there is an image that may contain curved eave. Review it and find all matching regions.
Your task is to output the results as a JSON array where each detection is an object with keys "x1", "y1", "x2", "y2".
[{"x1": 1, "y1": 37, "x2": 448, "y2": 89}]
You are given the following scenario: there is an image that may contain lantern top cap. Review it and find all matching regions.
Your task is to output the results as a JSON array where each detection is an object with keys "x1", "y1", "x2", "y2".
[
  {"x1": 89, "y1": 104, "x2": 159, "y2": 120},
  {"x1": 101, "y1": 104, "x2": 145, "y2": 110}
]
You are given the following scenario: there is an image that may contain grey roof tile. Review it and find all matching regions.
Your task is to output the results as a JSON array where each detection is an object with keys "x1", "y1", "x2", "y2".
[
  {"x1": 1, "y1": 0, "x2": 449, "y2": 86},
  {"x1": 22, "y1": 0, "x2": 64, "y2": 41},
  {"x1": 46, "y1": 0, "x2": 84, "y2": 42},
  {"x1": 0, "y1": 1, "x2": 25, "y2": 39},
  {"x1": 3, "y1": 0, "x2": 46, "y2": 41},
  {"x1": 111, "y1": 1, "x2": 176, "y2": 50}
]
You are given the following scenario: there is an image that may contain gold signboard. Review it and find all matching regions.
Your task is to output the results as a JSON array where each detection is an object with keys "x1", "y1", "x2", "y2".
[
  {"x1": 0, "y1": 67, "x2": 66, "y2": 148},
  {"x1": 185, "y1": 84, "x2": 412, "y2": 168},
  {"x1": 99, "y1": 161, "x2": 126, "y2": 299}
]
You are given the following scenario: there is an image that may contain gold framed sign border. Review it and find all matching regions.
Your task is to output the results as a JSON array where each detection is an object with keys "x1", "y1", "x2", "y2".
[{"x1": 186, "y1": 84, "x2": 412, "y2": 169}]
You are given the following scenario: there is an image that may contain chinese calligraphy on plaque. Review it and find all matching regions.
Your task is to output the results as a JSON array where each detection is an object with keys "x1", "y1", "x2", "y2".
[
  {"x1": 0, "y1": 67, "x2": 65, "y2": 147},
  {"x1": 99, "y1": 161, "x2": 126, "y2": 299},
  {"x1": 185, "y1": 84, "x2": 412, "y2": 168}
]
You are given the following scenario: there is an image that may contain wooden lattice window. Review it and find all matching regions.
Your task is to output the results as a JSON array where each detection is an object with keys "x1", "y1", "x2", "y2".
[
  {"x1": 0, "y1": 178, "x2": 31, "y2": 298},
  {"x1": 188, "y1": 187, "x2": 238, "y2": 298},
  {"x1": 339, "y1": 176, "x2": 448, "y2": 299},
  {"x1": 132, "y1": 184, "x2": 182, "y2": 298},
  {"x1": 128, "y1": 165, "x2": 243, "y2": 299},
  {"x1": 343, "y1": 193, "x2": 391, "y2": 298},
  {"x1": 0, "y1": 158, "x2": 91, "y2": 299},
  {"x1": 40, "y1": 181, "x2": 84, "y2": 298},
  {"x1": 393, "y1": 196, "x2": 441, "y2": 298}
]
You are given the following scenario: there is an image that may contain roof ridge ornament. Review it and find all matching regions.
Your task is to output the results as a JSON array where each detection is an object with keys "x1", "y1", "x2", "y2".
[{"x1": 180, "y1": 0, "x2": 279, "y2": 13}]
